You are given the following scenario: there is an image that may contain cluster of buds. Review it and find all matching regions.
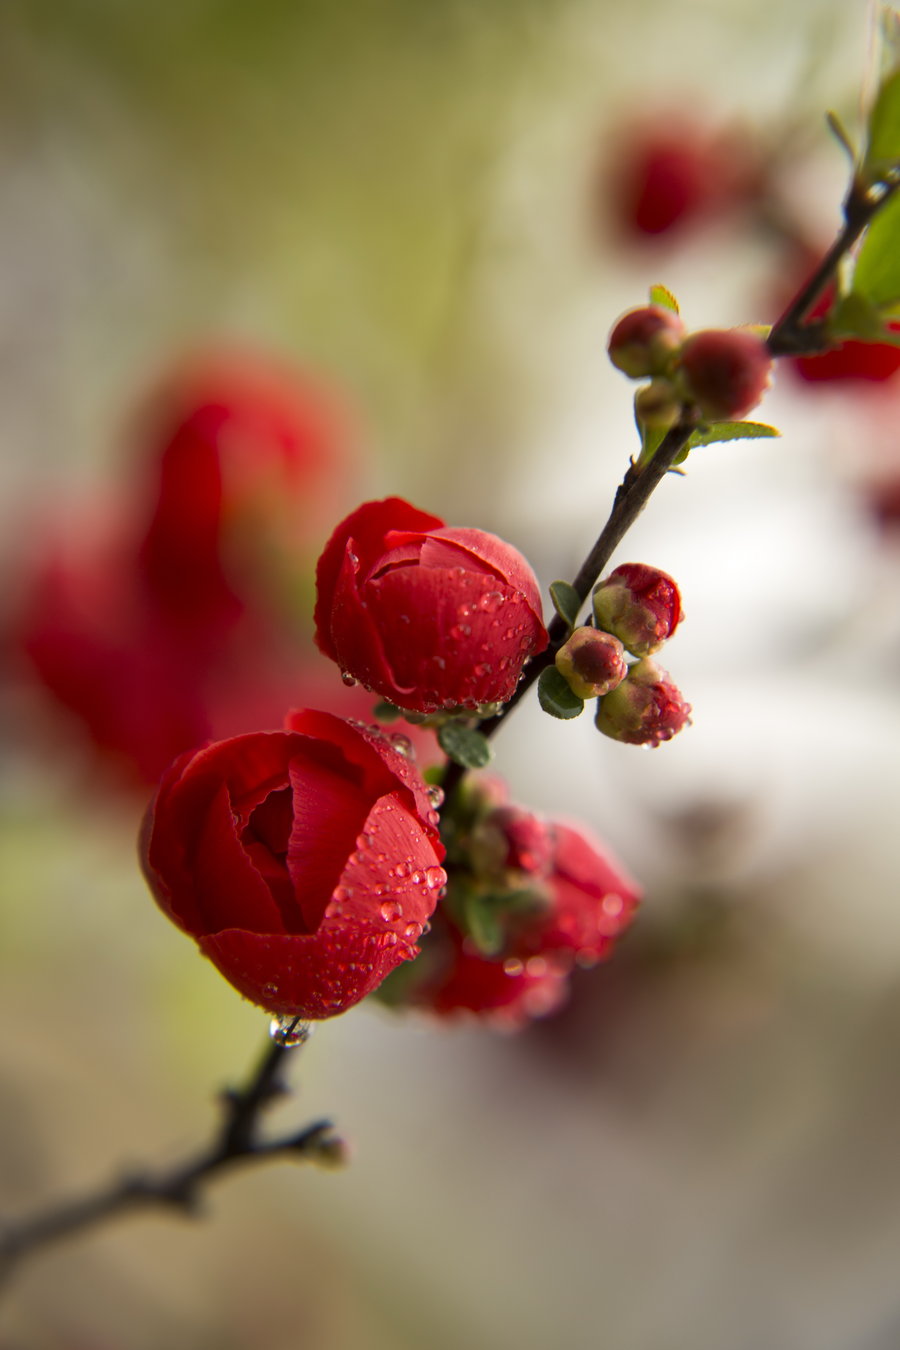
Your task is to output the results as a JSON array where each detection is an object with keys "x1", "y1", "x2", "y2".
[
  {"x1": 552, "y1": 563, "x2": 690, "y2": 747},
  {"x1": 608, "y1": 303, "x2": 773, "y2": 432},
  {"x1": 375, "y1": 776, "x2": 640, "y2": 1027}
]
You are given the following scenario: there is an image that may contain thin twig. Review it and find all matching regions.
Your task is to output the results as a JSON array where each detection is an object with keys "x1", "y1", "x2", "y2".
[{"x1": 0, "y1": 1031, "x2": 338, "y2": 1290}]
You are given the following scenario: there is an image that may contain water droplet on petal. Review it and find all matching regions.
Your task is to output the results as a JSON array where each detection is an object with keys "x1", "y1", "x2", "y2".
[
  {"x1": 341, "y1": 671, "x2": 358, "y2": 687},
  {"x1": 503, "y1": 957, "x2": 524, "y2": 977},
  {"x1": 404, "y1": 921, "x2": 422, "y2": 941},
  {"x1": 425, "y1": 865, "x2": 447, "y2": 890},
  {"x1": 601, "y1": 893, "x2": 624, "y2": 917},
  {"x1": 380, "y1": 899, "x2": 404, "y2": 923},
  {"x1": 391, "y1": 733, "x2": 415, "y2": 759},
  {"x1": 269, "y1": 1015, "x2": 314, "y2": 1047},
  {"x1": 426, "y1": 785, "x2": 445, "y2": 809}
]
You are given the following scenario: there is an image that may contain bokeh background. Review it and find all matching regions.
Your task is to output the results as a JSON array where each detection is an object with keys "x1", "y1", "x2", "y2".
[{"x1": 4, "y1": 0, "x2": 900, "y2": 1346}]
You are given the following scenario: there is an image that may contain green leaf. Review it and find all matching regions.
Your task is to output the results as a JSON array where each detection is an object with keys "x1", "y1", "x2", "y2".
[
  {"x1": 463, "y1": 892, "x2": 505, "y2": 957},
  {"x1": 549, "y1": 580, "x2": 581, "y2": 631},
  {"x1": 865, "y1": 65, "x2": 900, "y2": 173},
  {"x1": 437, "y1": 721, "x2": 493, "y2": 769},
  {"x1": 637, "y1": 421, "x2": 666, "y2": 467},
  {"x1": 372, "y1": 700, "x2": 403, "y2": 722},
  {"x1": 688, "y1": 420, "x2": 781, "y2": 449},
  {"x1": 649, "y1": 283, "x2": 679, "y2": 314},
  {"x1": 852, "y1": 190, "x2": 900, "y2": 310},
  {"x1": 537, "y1": 666, "x2": 585, "y2": 720},
  {"x1": 825, "y1": 110, "x2": 857, "y2": 165}
]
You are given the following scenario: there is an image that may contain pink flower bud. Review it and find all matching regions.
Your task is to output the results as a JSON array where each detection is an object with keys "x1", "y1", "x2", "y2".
[
  {"x1": 592, "y1": 563, "x2": 683, "y2": 657},
  {"x1": 607, "y1": 306, "x2": 686, "y2": 378},
  {"x1": 678, "y1": 328, "x2": 773, "y2": 420},
  {"x1": 555, "y1": 627, "x2": 628, "y2": 698},
  {"x1": 594, "y1": 656, "x2": 691, "y2": 747}
]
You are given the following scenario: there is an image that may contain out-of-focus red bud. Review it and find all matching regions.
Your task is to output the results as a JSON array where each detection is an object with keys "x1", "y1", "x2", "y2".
[
  {"x1": 678, "y1": 329, "x2": 773, "y2": 420},
  {"x1": 608, "y1": 306, "x2": 685, "y2": 378}
]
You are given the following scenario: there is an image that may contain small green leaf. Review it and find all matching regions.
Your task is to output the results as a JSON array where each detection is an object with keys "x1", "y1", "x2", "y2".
[
  {"x1": 437, "y1": 722, "x2": 493, "y2": 769},
  {"x1": 372, "y1": 700, "x2": 403, "y2": 722},
  {"x1": 463, "y1": 892, "x2": 505, "y2": 956},
  {"x1": 649, "y1": 283, "x2": 679, "y2": 314},
  {"x1": 537, "y1": 666, "x2": 585, "y2": 720},
  {"x1": 865, "y1": 65, "x2": 900, "y2": 173},
  {"x1": 688, "y1": 420, "x2": 781, "y2": 449},
  {"x1": 825, "y1": 109, "x2": 857, "y2": 165},
  {"x1": 637, "y1": 421, "x2": 667, "y2": 467},
  {"x1": 549, "y1": 580, "x2": 582, "y2": 631},
  {"x1": 852, "y1": 190, "x2": 900, "y2": 310}
]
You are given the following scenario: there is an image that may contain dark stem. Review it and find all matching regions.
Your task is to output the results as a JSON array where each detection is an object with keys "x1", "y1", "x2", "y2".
[
  {"x1": 0, "y1": 1028, "x2": 338, "y2": 1291},
  {"x1": 767, "y1": 175, "x2": 900, "y2": 357},
  {"x1": 441, "y1": 414, "x2": 699, "y2": 803}
]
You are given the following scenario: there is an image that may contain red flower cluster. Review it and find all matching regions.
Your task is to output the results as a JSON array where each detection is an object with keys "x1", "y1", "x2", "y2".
[
  {"x1": 380, "y1": 783, "x2": 640, "y2": 1028},
  {"x1": 141, "y1": 710, "x2": 446, "y2": 1019},
  {"x1": 315, "y1": 498, "x2": 548, "y2": 713}
]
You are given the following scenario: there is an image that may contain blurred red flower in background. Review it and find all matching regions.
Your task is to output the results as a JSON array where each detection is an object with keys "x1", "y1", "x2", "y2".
[{"x1": 9, "y1": 346, "x2": 363, "y2": 786}]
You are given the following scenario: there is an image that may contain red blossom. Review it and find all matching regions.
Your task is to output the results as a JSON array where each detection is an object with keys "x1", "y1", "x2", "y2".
[
  {"x1": 314, "y1": 498, "x2": 548, "y2": 713},
  {"x1": 412, "y1": 929, "x2": 570, "y2": 1030},
  {"x1": 140, "y1": 710, "x2": 446, "y2": 1019}
]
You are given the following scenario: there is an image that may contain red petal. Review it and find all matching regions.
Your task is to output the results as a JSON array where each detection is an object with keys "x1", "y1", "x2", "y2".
[{"x1": 287, "y1": 755, "x2": 371, "y2": 933}]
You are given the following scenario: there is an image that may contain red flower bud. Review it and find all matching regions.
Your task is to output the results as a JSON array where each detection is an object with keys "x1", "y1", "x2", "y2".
[
  {"x1": 314, "y1": 498, "x2": 548, "y2": 713},
  {"x1": 507, "y1": 820, "x2": 641, "y2": 966},
  {"x1": 607, "y1": 306, "x2": 686, "y2": 378},
  {"x1": 592, "y1": 563, "x2": 683, "y2": 657},
  {"x1": 470, "y1": 803, "x2": 557, "y2": 879},
  {"x1": 413, "y1": 929, "x2": 570, "y2": 1029},
  {"x1": 555, "y1": 627, "x2": 628, "y2": 698},
  {"x1": 595, "y1": 656, "x2": 691, "y2": 747},
  {"x1": 678, "y1": 329, "x2": 773, "y2": 419},
  {"x1": 140, "y1": 709, "x2": 446, "y2": 1019}
]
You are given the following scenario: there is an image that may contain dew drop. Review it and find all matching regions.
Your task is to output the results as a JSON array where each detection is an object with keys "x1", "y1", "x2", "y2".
[
  {"x1": 404, "y1": 921, "x2": 422, "y2": 940},
  {"x1": 380, "y1": 899, "x2": 404, "y2": 923},
  {"x1": 269, "y1": 1015, "x2": 313, "y2": 1047},
  {"x1": 426, "y1": 785, "x2": 445, "y2": 809},
  {"x1": 394, "y1": 860, "x2": 411, "y2": 879},
  {"x1": 601, "y1": 893, "x2": 625, "y2": 917},
  {"x1": 341, "y1": 671, "x2": 358, "y2": 687},
  {"x1": 425, "y1": 865, "x2": 447, "y2": 890},
  {"x1": 503, "y1": 957, "x2": 524, "y2": 977},
  {"x1": 391, "y1": 733, "x2": 415, "y2": 759}
]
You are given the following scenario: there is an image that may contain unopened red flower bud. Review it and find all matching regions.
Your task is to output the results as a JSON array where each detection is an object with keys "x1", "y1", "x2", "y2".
[
  {"x1": 470, "y1": 803, "x2": 556, "y2": 879},
  {"x1": 608, "y1": 306, "x2": 686, "y2": 378},
  {"x1": 678, "y1": 328, "x2": 772, "y2": 420},
  {"x1": 592, "y1": 563, "x2": 683, "y2": 657},
  {"x1": 595, "y1": 656, "x2": 691, "y2": 747},
  {"x1": 555, "y1": 627, "x2": 628, "y2": 699},
  {"x1": 634, "y1": 378, "x2": 682, "y2": 429}
]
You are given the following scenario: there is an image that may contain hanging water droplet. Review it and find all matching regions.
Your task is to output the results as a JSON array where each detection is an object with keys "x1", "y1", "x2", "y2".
[
  {"x1": 426, "y1": 784, "x2": 445, "y2": 809},
  {"x1": 391, "y1": 733, "x2": 415, "y2": 759},
  {"x1": 341, "y1": 671, "x2": 358, "y2": 687},
  {"x1": 403, "y1": 921, "x2": 422, "y2": 941},
  {"x1": 269, "y1": 1015, "x2": 313, "y2": 1047},
  {"x1": 425, "y1": 865, "x2": 447, "y2": 890}
]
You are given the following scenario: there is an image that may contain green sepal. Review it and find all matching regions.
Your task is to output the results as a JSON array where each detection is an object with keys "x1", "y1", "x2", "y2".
[
  {"x1": 437, "y1": 721, "x2": 493, "y2": 769},
  {"x1": 549, "y1": 580, "x2": 582, "y2": 632},
  {"x1": 649, "y1": 283, "x2": 679, "y2": 314},
  {"x1": 537, "y1": 665, "x2": 585, "y2": 719},
  {"x1": 452, "y1": 883, "x2": 548, "y2": 958},
  {"x1": 637, "y1": 421, "x2": 667, "y2": 468}
]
